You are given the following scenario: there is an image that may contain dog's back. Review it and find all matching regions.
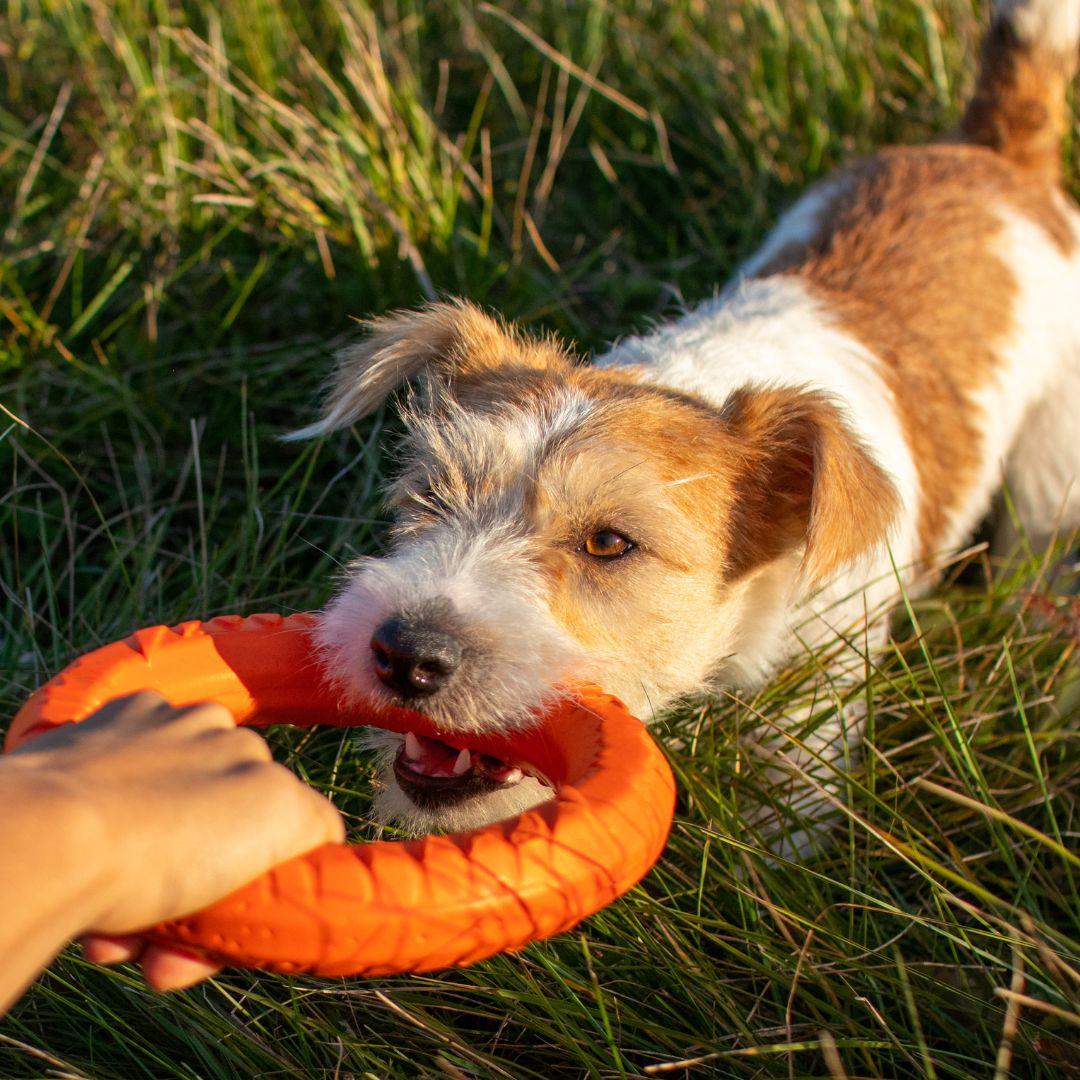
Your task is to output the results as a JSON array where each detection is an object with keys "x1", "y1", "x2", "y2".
[
  {"x1": 605, "y1": 0, "x2": 1080, "y2": 588},
  {"x1": 759, "y1": 0, "x2": 1080, "y2": 564}
]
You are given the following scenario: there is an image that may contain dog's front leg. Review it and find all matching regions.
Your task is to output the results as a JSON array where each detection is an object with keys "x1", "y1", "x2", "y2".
[{"x1": 740, "y1": 625, "x2": 887, "y2": 861}]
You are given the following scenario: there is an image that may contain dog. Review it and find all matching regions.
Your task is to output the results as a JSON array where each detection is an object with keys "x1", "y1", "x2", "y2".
[{"x1": 289, "y1": 0, "x2": 1080, "y2": 842}]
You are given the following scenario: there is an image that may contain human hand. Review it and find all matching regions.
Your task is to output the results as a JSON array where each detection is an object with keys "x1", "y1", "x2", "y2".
[{"x1": 4, "y1": 691, "x2": 343, "y2": 991}]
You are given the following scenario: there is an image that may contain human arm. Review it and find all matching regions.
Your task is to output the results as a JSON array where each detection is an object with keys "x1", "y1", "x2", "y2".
[{"x1": 0, "y1": 692, "x2": 344, "y2": 1012}]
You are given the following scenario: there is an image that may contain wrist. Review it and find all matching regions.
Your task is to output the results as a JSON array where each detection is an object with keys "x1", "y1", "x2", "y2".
[
  {"x1": 0, "y1": 754, "x2": 121, "y2": 935},
  {"x1": 0, "y1": 753, "x2": 129, "y2": 1012}
]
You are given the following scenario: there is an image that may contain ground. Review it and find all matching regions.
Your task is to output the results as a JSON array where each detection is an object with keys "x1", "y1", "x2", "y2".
[{"x1": 1, "y1": 1, "x2": 1078, "y2": 1077}]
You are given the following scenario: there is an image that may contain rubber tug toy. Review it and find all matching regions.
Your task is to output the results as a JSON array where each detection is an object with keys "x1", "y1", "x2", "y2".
[{"x1": 5, "y1": 614, "x2": 676, "y2": 977}]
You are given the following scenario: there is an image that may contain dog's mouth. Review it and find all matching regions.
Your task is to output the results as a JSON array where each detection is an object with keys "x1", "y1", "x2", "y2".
[{"x1": 392, "y1": 730, "x2": 544, "y2": 807}]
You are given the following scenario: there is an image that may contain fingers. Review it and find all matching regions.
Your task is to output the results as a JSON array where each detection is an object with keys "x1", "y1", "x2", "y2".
[
  {"x1": 200, "y1": 724, "x2": 274, "y2": 764},
  {"x1": 158, "y1": 700, "x2": 237, "y2": 736},
  {"x1": 218, "y1": 760, "x2": 346, "y2": 873},
  {"x1": 82, "y1": 935, "x2": 222, "y2": 993},
  {"x1": 255, "y1": 761, "x2": 346, "y2": 846},
  {"x1": 84, "y1": 690, "x2": 167, "y2": 721},
  {"x1": 81, "y1": 933, "x2": 143, "y2": 965},
  {"x1": 306, "y1": 786, "x2": 347, "y2": 845},
  {"x1": 117, "y1": 697, "x2": 272, "y2": 765},
  {"x1": 82, "y1": 693, "x2": 236, "y2": 738},
  {"x1": 140, "y1": 945, "x2": 222, "y2": 991},
  {"x1": 60, "y1": 694, "x2": 344, "y2": 951}
]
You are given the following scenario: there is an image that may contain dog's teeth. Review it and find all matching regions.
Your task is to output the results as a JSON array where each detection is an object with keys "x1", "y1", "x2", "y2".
[
  {"x1": 404, "y1": 731, "x2": 422, "y2": 760},
  {"x1": 452, "y1": 748, "x2": 472, "y2": 775},
  {"x1": 503, "y1": 767, "x2": 523, "y2": 784}
]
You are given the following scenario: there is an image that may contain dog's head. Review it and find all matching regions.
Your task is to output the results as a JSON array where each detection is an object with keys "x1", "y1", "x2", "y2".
[{"x1": 295, "y1": 301, "x2": 898, "y2": 831}]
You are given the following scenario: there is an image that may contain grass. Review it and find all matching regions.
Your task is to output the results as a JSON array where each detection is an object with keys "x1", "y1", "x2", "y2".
[{"x1": 1, "y1": 0, "x2": 1077, "y2": 1075}]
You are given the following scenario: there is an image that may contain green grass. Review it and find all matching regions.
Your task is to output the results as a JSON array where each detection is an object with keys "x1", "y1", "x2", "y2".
[{"x1": 1, "y1": 0, "x2": 1078, "y2": 1076}]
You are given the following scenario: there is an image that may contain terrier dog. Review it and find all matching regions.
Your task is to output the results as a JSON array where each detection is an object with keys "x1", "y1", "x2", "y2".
[{"x1": 290, "y1": 0, "x2": 1080, "y2": 840}]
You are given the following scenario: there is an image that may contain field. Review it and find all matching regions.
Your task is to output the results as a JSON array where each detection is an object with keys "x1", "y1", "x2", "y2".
[{"x1": 1, "y1": 0, "x2": 1078, "y2": 1076}]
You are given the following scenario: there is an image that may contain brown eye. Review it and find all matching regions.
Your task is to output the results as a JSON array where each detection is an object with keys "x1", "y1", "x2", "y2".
[{"x1": 584, "y1": 530, "x2": 634, "y2": 559}]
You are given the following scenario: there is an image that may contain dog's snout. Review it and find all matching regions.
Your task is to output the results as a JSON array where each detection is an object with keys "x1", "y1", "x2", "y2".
[{"x1": 370, "y1": 613, "x2": 462, "y2": 698}]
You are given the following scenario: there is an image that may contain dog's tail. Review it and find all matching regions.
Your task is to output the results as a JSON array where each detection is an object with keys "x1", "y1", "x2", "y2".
[{"x1": 959, "y1": 0, "x2": 1080, "y2": 182}]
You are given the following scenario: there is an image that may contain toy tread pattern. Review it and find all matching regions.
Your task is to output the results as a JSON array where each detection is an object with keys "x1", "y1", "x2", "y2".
[{"x1": 5, "y1": 614, "x2": 675, "y2": 976}]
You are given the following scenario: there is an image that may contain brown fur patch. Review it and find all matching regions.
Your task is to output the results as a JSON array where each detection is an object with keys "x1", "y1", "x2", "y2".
[
  {"x1": 753, "y1": 144, "x2": 1074, "y2": 558},
  {"x1": 309, "y1": 300, "x2": 571, "y2": 434},
  {"x1": 513, "y1": 380, "x2": 900, "y2": 690},
  {"x1": 718, "y1": 386, "x2": 901, "y2": 586},
  {"x1": 527, "y1": 393, "x2": 737, "y2": 683}
]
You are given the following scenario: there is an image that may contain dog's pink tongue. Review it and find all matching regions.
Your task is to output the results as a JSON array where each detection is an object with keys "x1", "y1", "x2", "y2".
[
  {"x1": 475, "y1": 754, "x2": 523, "y2": 784},
  {"x1": 402, "y1": 731, "x2": 524, "y2": 784},
  {"x1": 403, "y1": 732, "x2": 462, "y2": 777}
]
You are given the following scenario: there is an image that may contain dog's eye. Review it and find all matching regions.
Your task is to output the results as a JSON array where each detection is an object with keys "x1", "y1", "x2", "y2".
[{"x1": 583, "y1": 530, "x2": 634, "y2": 559}]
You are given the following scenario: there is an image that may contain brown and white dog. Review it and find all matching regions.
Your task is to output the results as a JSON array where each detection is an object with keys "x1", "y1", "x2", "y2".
[{"x1": 290, "y1": 0, "x2": 1080, "y2": 843}]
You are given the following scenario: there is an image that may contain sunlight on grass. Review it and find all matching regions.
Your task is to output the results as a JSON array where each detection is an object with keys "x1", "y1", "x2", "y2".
[{"x1": 1, "y1": 1, "x2": 1077, "y2": 1076}]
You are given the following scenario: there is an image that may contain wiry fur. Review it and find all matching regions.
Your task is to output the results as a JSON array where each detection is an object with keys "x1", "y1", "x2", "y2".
[
  {"x1": 299, "y1": 0, "x2": 1080, "y2": 844},
  {"x1": 285, "y1": 301, "x2": 571, "y2": 442},
  {"x1": 316, "y1": 524, "x2": 581, "y2": 736}
]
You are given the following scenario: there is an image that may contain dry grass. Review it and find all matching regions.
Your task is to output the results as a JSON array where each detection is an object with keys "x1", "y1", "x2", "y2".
[{"x1": 1, "y1": 1, "x2": 1077, "y2": 1076}]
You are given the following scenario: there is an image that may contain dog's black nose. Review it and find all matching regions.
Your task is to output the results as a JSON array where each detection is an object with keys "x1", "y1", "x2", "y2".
[{"x1": 370, "y1": 614, "x2": 462, "y2": 698}]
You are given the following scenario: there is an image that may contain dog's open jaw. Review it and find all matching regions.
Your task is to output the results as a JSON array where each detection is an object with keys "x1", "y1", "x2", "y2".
[
  {"x1": 354, "y1": 725, "x2": 555, "y2": 834},
  {"x1": 305, "y1": 303, "x2": 900, "y2": 833}
]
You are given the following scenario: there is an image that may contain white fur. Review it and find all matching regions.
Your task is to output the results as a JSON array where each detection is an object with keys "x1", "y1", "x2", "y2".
[
  {"x1": 598, "y1": 276, "x2": 922, "y2": 668},
  {"x1": 393, "y1": 386, "x2": 596, "y2": 501},
  {"x1": 319, "y1": 389, "x2": 597, "y2": 738},
  {"x1": 317, "y1": 523, "x2": 581, "y2": 735},
  {"x1": 990, "y1": 205, "x2": 1080, "y2": 546},
  {"x1": 999, "y1": 0, "x2": 1080, "y2": 54},
  {"x1": 736, "y1": 176, "x2": 849, "y2": 280}
]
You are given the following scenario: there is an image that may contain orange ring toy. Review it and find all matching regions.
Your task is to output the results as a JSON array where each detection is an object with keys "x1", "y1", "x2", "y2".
[{"x1": 4, "y1": 613, "x2": 675, "y2": 977}]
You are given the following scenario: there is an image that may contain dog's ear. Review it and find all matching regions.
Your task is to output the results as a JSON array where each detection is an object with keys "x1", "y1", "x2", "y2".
[
  {"x1": 285, "y1": 300, "x2": 570, "y2": 440},
  {"x1": 722, "y1": 386, "x2": 901, "y2": 587}
]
